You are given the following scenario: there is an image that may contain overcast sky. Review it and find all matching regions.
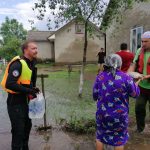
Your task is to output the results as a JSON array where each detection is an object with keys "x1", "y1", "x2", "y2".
[{"x1": 0, "y1": 0, "x2": 109, "y2": 31}]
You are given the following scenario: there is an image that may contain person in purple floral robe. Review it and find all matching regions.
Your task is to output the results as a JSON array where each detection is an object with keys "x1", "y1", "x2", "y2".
[{"x1": 93, "y1": 54, "x2": 141, "y2": 150}]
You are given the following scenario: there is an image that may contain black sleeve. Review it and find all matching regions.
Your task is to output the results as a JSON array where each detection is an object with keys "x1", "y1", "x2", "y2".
[
  {"x1": 6, "y1": 60, "x2": 31, "y2": 94},
  {"x1": 31, "y1": 67, "x2": 37, "y2": 87}
]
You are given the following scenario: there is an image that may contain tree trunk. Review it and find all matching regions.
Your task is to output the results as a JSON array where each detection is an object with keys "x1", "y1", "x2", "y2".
[{"x1": 78, "y1": 21, "x2": 88, "y2": 98}]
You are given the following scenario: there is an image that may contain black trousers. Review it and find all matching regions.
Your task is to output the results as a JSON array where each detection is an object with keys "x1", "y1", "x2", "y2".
[
  {"x1": 7, "y1": 104, "x2": 32, "y2": 150},
  {"x1": 135, "y1": 93, "x2": 150, "y2": 132}
]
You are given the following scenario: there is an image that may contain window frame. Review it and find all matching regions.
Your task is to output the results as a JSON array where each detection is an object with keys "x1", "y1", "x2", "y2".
[
  {"x1": 75, "y1": 23, "x2": 84, "y2": 34},
  {"x1": 130, "y1": 26, "x2": 143, "y2": 53}
]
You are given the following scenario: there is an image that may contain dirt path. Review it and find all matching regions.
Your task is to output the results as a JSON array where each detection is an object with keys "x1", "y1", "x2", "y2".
[{"x1": 1, "y1": 127, "x2": 150, "y2": 150}]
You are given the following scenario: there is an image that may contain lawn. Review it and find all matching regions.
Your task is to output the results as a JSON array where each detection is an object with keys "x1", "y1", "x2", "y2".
[
  {"x1": 36, "y1": 64, "x2": 98, "y2": 125},
  {"x1": 36, "y1": 64, "x2": 138, "y2": 126},
  {"x1": 0, "y1": 63, "x2": 147, "y2": 131}
]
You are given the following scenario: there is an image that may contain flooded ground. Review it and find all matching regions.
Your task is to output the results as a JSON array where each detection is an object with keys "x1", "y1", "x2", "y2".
[
  {"x1": 0, "y1": 67, "x2": 150, "y2": 150},
  {"x1": 1, "y1": 90, "x2": 150, "y2": 150},
  {"x1": 0, "y1": 90, "x2": 95, "y2": 150}
]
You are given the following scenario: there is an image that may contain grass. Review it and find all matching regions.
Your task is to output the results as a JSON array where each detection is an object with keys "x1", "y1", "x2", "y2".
[
  {"x1": 1, "y1": 63, "x2": 148, "y2": 133},
  {"x1": 36, "y1": 64, "x2": 144, "y2": 133},
  {"x1": 62, "y1": 117, "x2": 96, "y2": 134},
  {"x1": 36, "y1": 66, "x2": 96, "y2": 124},
  {"x1": 36, "y1": 62, "x2": 55, "y2": 68},
  {"x1": 84, "y1": 64, "x2": 98, "y2": 73}
]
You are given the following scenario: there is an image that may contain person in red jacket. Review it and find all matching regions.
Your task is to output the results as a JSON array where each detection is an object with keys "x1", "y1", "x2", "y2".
[{"x1": 116, "y1": 43, "x2": 134, "y2": 72}]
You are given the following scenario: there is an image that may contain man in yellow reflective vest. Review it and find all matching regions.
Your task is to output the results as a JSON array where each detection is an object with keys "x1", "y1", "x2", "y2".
[{"x1": 1, "y1": 41, "x2": 40, "y2": 150}]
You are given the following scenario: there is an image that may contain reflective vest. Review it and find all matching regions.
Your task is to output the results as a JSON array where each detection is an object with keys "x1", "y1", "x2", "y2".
[{"x1": 1, "y1": 56, "x2": 32, "y2": 94}]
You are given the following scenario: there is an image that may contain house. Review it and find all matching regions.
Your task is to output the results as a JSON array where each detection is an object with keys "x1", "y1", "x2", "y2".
[
  {"x1": 27, "y1": 19, "x2": 105, "y2": 64},
  {"x1": 101, "y1": 1, "x2": 150, "y2": 54}
]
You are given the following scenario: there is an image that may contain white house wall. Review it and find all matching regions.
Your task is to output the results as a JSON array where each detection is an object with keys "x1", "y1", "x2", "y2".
[
  {"x1": 36, "y1": 41, "x2": 53, "y2": 59},
  {"x1": 54, "y1": 22, "x2": 104, "y2": 63}
]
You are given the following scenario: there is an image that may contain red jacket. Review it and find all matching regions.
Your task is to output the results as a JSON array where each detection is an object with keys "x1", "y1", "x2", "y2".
[{"x1": 116, "y1": 50, "x2": 134, "y2": 72}]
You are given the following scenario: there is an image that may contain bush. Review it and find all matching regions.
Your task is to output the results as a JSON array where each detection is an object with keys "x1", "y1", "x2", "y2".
[{"x1": 60, "y1": 116, "x2": 96, "y2": 134}]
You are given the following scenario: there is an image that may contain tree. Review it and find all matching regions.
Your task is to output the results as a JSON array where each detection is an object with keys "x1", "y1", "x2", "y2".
[
  {"x1": 0, "y1": 17, "x2": 27, "y2": 61},
  {"x1": 0, "y1": 17, "x2": 27, "y2": 44},
  {"x1": 101, "y1": 0, "x2": 148, "y2": 31},
  {"x1": 33, "y1": 0, "x2": 107, "y2": 97},
  {"x1": 0, "y1": 37, "x2": 22, "y2": 61},
  {"x1": 28, "y1": 19, "x2": 39, "y2": 31}
]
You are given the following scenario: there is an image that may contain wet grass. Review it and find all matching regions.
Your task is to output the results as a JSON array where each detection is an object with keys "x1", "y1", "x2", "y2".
[
  {"x1": 36, "y1": 63, "x2": 54, "y2": 68},
  {"x1": 36, "y1": 64, "x2": 144, "y2": 133},
  {"x1": 63, "y1": 117, "x2": 96, "y2": 134},
  {"x1": 1, "y1": 64, "x2": 148, "y2": 133},
  {"x1": 37, "y1": 69, "x2": 96, "y2": 124}
]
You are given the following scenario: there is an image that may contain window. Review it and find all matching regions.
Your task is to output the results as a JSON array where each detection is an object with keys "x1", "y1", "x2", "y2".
[
  {"x1": 130, "y1": 27, "x2": 143, "y2": 53},
  {"x1": 75, "y1": 23, "x2": 84, "y2": 34}
]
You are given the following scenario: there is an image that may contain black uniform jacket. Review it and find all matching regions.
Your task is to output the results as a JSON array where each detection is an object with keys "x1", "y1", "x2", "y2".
[{"x1": 6, "y1": 56, "x2": 37, "y2": 106}]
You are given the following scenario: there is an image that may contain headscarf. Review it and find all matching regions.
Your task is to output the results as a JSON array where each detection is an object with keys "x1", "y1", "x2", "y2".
[
  {"x1": 141, "y1": 31, "x2": 150, "y2": 39},
  {"x1": 104, "y1": 54, "x2": 122, "y2": 77}
]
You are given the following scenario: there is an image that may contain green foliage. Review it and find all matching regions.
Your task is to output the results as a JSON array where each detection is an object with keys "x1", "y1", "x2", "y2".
[
  {"x1": 28, "y1": 19, "x2": 39, "y2": 31},
  {"x1": 33, "y1": 0, "x2": 107, "y2": 30},
  {"x1": 0, "y1": 37, "x2": 22, "y2": 61},
  {"x1": 62, "y1": 117, "x2": 96, "y2": 134},
  {"x1": 101, "y1": 0, "x2": 148, "y2": 31},
  {"x1": 36, "y1": 65, "x2": 96, "y2": 122},
  {"x1": 0, "y1": 17, "x2": 27, "y2": 60},
  {"x1": 34, "y1": 0, "x2": 107, "y2": 96},
  {"x1": 0, "y1": 17, "x2": 27, "y2": 44}
]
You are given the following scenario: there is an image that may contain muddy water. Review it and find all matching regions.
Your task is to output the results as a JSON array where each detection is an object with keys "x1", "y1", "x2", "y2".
[
  {"x1": 1, "y1": 70, "x2": 150, "y2": 150},
  {"x1": 0, "y1": 85, "x2": 96, "y2": 150},
  {"x1": 1, "y1": 90, "x2": 150, "y2": 150}
]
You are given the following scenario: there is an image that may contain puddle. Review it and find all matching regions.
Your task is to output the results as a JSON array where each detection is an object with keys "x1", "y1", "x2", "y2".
[{"x1": 0, "y1": 69, "x2": 150, "y2": 150}]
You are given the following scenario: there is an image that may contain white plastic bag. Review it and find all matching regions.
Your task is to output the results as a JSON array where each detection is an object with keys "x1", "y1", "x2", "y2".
[
  {"x1": 29, "y1": 93, "x2": 45, "y2": 119},
  {"x1": 127, "y1": 72, "x2": 143, "y2": 79}
]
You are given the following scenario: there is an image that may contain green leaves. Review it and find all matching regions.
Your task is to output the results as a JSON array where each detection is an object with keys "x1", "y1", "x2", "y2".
[
  {"x1": 0, "y1": 17, "x2": 27, "y2": 60},
  {"x1": 0, "y1": 17, "x2": 27, "y2": 44},
  {"x1": 0, "y1": 37, "x2": 22, "y2": 61},
  {"x1": 101, "y1": 0, "x2": 148, "y2": 31},
  {"x1": 33, "y1": 0, "x2": 107, "y2": 29}
]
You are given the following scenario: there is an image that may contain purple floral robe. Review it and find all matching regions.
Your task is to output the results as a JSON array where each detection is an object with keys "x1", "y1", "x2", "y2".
[{"x1": 93, "y1": 70, "x2": 140, "y2": 146}]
